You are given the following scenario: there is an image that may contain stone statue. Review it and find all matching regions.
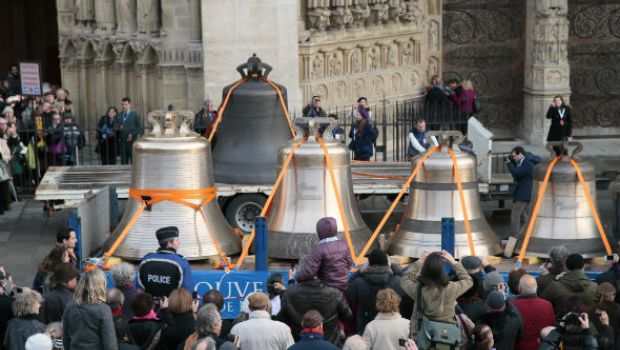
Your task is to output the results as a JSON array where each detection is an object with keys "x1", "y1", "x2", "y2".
[
  {"x1": 428, "y1": 20, "x2": 439, "y2": 51},
  {"x1": 351, "y1": 50, "x2": 362, "y2": 73},
  {"x1": 75, "y1": 0, "x2": 95, "y2": 32},
  {"x1": 137, "y1": 0, "x2": 160, "y2": 36},
  {"x1": 117, "y1": 0, "x2": 137, "y2": 35},
  {"x1": 95, "y1": 0, "x2": 116, "y2": 33}
]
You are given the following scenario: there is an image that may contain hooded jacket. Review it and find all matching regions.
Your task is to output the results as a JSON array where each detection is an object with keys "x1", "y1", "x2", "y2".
[
  {"x1": 296, "y1": 226, "x2": 352, "y2": 292},
  {"x1": 541, "y1": 269, "x2": 598, "y2": 316},
  {"x1": 347, "y1": 264, "x2": 412, "y2": 334},
  {"x1": 506, "y1": 153, "x2": 542, "y2": 202}
]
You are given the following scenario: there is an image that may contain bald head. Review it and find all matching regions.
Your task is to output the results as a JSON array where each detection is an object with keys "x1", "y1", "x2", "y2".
[{"x1": 518, "y1": 274, "x2": 537, "y2": 296}]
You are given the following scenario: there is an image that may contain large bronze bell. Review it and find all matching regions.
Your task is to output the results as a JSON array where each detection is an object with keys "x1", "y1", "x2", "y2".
[
  {"x1": 522, "y1": 142, "x2": 614, "y2": 257},
  {"x1": 389, "y1": 131, "x2": 501, "y2": 258},
  {"x1": 107, "y1": 111, "x2": 242, "y2": 260},
  {"x1": 267, "y1": 118, "x2": 373, "y2": 259},
  {"x1": 211, "y1": 55, "x2": 292, "y2": 184}
]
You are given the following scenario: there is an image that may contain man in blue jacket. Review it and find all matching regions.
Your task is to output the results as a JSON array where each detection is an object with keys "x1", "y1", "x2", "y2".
[
  {"x1": 504, "y1": 146, "x2": 542, "y2": 257},
  {"x1": 138, "y1": 226, "x2": 193, "y2": 298}
]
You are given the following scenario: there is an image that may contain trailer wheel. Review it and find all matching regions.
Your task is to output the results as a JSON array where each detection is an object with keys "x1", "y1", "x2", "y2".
[{"x1": 224, "y1": 194, "x2": 266, "y2": 233}]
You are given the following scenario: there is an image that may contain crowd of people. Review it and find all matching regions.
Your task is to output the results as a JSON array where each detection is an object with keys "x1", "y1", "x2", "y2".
[{"x1": 1, "y1": 216, "x2": 620, "y2": 350}]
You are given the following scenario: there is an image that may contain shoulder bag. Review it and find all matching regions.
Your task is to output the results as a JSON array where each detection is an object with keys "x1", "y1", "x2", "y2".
[{"x1": 416, "y1": 284, "x2": 461, "y2": 350}]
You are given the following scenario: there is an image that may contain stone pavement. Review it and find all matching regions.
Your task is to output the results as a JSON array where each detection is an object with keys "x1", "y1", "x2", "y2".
[{"x1": 0, "y1": 200, "x2": 68, "y2": 286}]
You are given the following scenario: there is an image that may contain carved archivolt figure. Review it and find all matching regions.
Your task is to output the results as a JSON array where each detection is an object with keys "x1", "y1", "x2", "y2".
[
  {"x1": 95, "y1": 0, "x2": 116, "y2": 33},
  {"x1": 117, "y1": 0, "x2": 137, "y2": 35},
  {"x1": 137, "y1": 0, "x2": 160, "y2": 36}
]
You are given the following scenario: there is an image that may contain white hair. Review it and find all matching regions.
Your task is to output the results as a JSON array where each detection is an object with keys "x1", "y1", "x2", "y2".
[
  {"x1": 110, "y1": 262, "x2": 136, "y2": 287},
  {"x1": 25, "y1": 333, "x2": 52, "y2": 350},
  {"x1": 343, "y1": 335, "x2": 368, "y2": 350}
]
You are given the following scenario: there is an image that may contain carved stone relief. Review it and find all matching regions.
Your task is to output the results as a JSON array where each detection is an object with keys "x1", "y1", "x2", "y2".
[
  {"x1": 328, "y1": 52, "x2": 343, "y2": 76},
  {"x1": 568, "y1": 0, "x2": 620, "y2": 128},
  {"x1": 312, "y1": 54, "x2": 325, "y2": 79},
  {"x1": 351, "y1": 49, "x2": 362, "y2": 73},
  {"x1": 137, "y1": 0, "x2": 160, "y2": 36},
  {"x1": 116, "y1": 0, "x2": 137, "y2": 35},
  {"x1": 428, "y1": 20, "x2": 440, "y2": 51}
]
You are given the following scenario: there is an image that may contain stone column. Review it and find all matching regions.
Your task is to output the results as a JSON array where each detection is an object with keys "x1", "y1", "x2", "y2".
[
  {"x1": 189, "y1": 0, "x2": 201, "y2": 43},
  {"x1": 202, "y1": 0, "x2": 301, "y2": 110},
  {"x1": 522, "y1": 0, "x2": 570, "y2": 145},
  {"x1": 57, "y1": 0, "x2": 76, "y2": 35}
]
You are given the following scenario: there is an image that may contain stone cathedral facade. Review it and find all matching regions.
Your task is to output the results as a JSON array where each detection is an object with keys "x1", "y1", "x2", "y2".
[{"x1": 56, "y1": 0, "x2": 619, "y2": 142}]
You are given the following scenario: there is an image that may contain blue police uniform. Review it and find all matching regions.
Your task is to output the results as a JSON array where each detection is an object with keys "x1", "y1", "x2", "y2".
[{"x1": 137, "y1": 226, "x2": 193, "y2": 298}]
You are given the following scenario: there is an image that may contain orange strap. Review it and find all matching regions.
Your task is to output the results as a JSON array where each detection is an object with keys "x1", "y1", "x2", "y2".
[
  {"x1": 317, "y1": 138, "x2": 356, "y2": 260},
  {"x1": 569, "y1": 158, "x2": 612, "y2": 255},
  {"x1": 231, "y1": 138, "x2": 306, "y2": 270},
  {"x1": 101, "y1": 187, "x2": 229, "y2": 269},
  {"x1": 354, "y1": 146, "x2": 440, "y2": 264},
  {"x1": 350, "y1": 172, "x2": 409, "y2": 182},
  {"x1": 517, "y1": 156, "x2": 561, "y2": 265},
  {"x1": 447, "y1": 149, "x2": 476, "y2": 256},
  {"x1": 261, "y1": 77, "x2": 296, "y2": 137},
  {"x1": 208, "y1": 77, "x2": 248, "y2": 142}
]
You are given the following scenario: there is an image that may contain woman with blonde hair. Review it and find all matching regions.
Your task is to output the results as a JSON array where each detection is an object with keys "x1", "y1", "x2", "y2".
[
  {"x1": 4, "y1": 288, "x2": 46, "y2": 350},
  {"x1": 62, "y1": 269, "x2": 117, "y2": 350},
  {"x1": 449, "y1": 79, "x2": 478, "y2": 134},
  {"x1": 363, "y1": 288, "x2": 411, "y2": 350}
]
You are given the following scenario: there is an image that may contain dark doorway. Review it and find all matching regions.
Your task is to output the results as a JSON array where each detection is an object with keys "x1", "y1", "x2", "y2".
[{"x1": 0, "y1": 0, "x2": 61, "y2": 85}]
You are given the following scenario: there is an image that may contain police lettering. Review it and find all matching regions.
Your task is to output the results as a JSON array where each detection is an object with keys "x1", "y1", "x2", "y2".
[{"x1": 147, "y1": 274, "x2": 171, "y2": 284}]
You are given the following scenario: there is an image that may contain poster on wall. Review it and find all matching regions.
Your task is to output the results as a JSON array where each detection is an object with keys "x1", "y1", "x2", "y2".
[{"x1": 19, "y1": 62, "x2": 42, "y2": 96}]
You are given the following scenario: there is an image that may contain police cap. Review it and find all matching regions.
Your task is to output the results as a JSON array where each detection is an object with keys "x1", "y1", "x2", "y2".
[{"x1": 156, "y1": 226, "x2": 179, "y2": 242}]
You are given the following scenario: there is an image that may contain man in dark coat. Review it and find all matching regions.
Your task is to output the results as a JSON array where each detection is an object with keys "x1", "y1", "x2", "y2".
[
  {"x1": 118, "y1": 97, "x2": 143, "y2": 165},
  {"x1": 302, "y1": 96, "x2": 327, "y2": 119},
  {"x1": 278, "y1": 278, "x2": 352, "y2": 345},
  {"x1": 474, "y1": 291, "x2": 524, "y2": 350},
  {"x1": 347, "y1": 249, "x2": 412, "y2": 334},
  {"x1": 41, "y1": 263, "x2": 79, "y2": 324},
  {"x1": 287, "y1": 310, "x2": 339, "y2": 350},
  {"x1": 504, "y1": 146, "x2": 542, "y2": 257},
  {"x1": 5, "y1": 65, "x2": 20, "y2": 95},
  {"x1": 424, "y1": 75, "x2": 451, "y2": 124},
  {"x1": 0, "y1": 269, "x2": 15, "y2": 348}
]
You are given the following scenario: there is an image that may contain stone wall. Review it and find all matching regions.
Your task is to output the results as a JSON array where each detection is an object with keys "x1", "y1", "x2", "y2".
[
  {"x1": 298, "y1": 0, "x2": 439, "y2": 111},
  {"x1": 442, "y1": 0, "x2": 526, "y2": 138},
  {"x1": 568, "y1": 0, "x2": 620, "y2": 136},
  {"x1": 201, "y1": 0, "x2": 301, "y2": 110},
  {"x1": 57, "y1": 0, "x2": 203, "y2": 129}
]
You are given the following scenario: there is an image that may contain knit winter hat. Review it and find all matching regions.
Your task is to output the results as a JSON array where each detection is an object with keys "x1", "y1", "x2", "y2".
[
  {"x1": 316, "y1": 217, "x2": 337, "y2": 240},
  {"x1": 461, "y1": 256, "x2": 482, "y2": 271},
  {"x1": 483, "y1": 271, "x2": 504, "y2": 292},
  {"x1": 25, "y1": 334, "x2": 52, "y2": 350},
  {"x1": 565, "y1": 253, "x2": 584, "y2": 271},
  {"x1": 368, "y1": 249, "x2": 389, "y2": 266},
  {"x1": 485, "y1": 291, "x2": 506, "y2": 312}
]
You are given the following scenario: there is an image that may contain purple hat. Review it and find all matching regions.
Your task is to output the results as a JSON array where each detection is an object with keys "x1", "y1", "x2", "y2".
[{"x1": 316, "y1": 217, "x2": 337, "y2": 239}]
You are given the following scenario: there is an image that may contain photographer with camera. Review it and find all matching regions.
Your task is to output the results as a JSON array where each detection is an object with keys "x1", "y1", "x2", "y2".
[
  {"x1": 503, "y1": 146, "x2": 542, "y2": 258},
  {"x1": 539, "y1": 312, "x2": 598, "y2": 350}
]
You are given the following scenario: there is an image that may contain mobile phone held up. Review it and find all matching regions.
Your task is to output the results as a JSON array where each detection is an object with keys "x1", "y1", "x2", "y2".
[{"x1": 398, "y1": 339, "x2": 407, "y2": 347}]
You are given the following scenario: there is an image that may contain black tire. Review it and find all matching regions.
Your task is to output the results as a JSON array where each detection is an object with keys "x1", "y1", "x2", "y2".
[{"x1": 224, "y1": 194, "x2": 267, "y2": 233}]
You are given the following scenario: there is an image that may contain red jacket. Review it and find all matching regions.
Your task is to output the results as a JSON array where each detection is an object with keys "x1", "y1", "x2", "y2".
[{"x1": 512, "y1": 296, "x2": 556, "y2": 350}]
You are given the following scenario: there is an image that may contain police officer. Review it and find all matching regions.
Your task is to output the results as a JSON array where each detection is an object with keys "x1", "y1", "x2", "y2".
[{"x1": 138, "y1": 226, "x2": 193, "y2": 298}]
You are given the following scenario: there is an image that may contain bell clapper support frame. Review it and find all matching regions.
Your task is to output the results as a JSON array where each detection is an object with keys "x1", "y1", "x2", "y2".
[
  {"x1": 208, "y1": 55, "x2": 296, "y2": 142},
  {"x1": 516, "y1": 140, "x2": 613, "y2": 268}
]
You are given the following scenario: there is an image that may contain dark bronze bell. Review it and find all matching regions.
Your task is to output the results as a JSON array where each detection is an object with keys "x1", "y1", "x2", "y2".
[{"x1": 211, "y1": 55, "x2": 292, "y2": 184}]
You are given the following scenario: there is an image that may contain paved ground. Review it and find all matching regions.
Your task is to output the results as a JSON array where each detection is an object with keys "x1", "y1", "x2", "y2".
[{"x1": 0, "y1": 200, "x2": 68, "y2": 286}]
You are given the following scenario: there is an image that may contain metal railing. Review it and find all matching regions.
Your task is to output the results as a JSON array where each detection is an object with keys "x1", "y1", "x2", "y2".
[{"x1": 7, "y1": 98, "x2": 469, "y2": 194}]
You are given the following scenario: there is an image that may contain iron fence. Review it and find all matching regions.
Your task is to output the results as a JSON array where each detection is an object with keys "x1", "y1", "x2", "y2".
[{"x1": 7, "y1": 98, "x2": 469, "y2": 195}]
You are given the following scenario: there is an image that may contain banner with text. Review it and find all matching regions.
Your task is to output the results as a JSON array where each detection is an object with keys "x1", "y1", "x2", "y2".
[{"x1": 19, "y1": 62, "x2": 41, "y2": 96}]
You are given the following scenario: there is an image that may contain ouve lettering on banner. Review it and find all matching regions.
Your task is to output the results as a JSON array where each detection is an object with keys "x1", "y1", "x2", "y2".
[
  {"x1": 19, "y1": 62, "x2": 41, "y2": 96},
  {"x1": 193, "y1": 270, "x2": 287, "y2": 319}
]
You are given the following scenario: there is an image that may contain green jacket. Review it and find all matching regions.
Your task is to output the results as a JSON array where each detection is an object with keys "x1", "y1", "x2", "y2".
[
  {"x1": 541, "y1": 269, "x2": 597, "y2": 316},
  {"x1": 400, "y1": 261, "x2": 473, "y2": 339},
  {"x1": 119, "y1": 110, "x2": 143, "y2": 140}
]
